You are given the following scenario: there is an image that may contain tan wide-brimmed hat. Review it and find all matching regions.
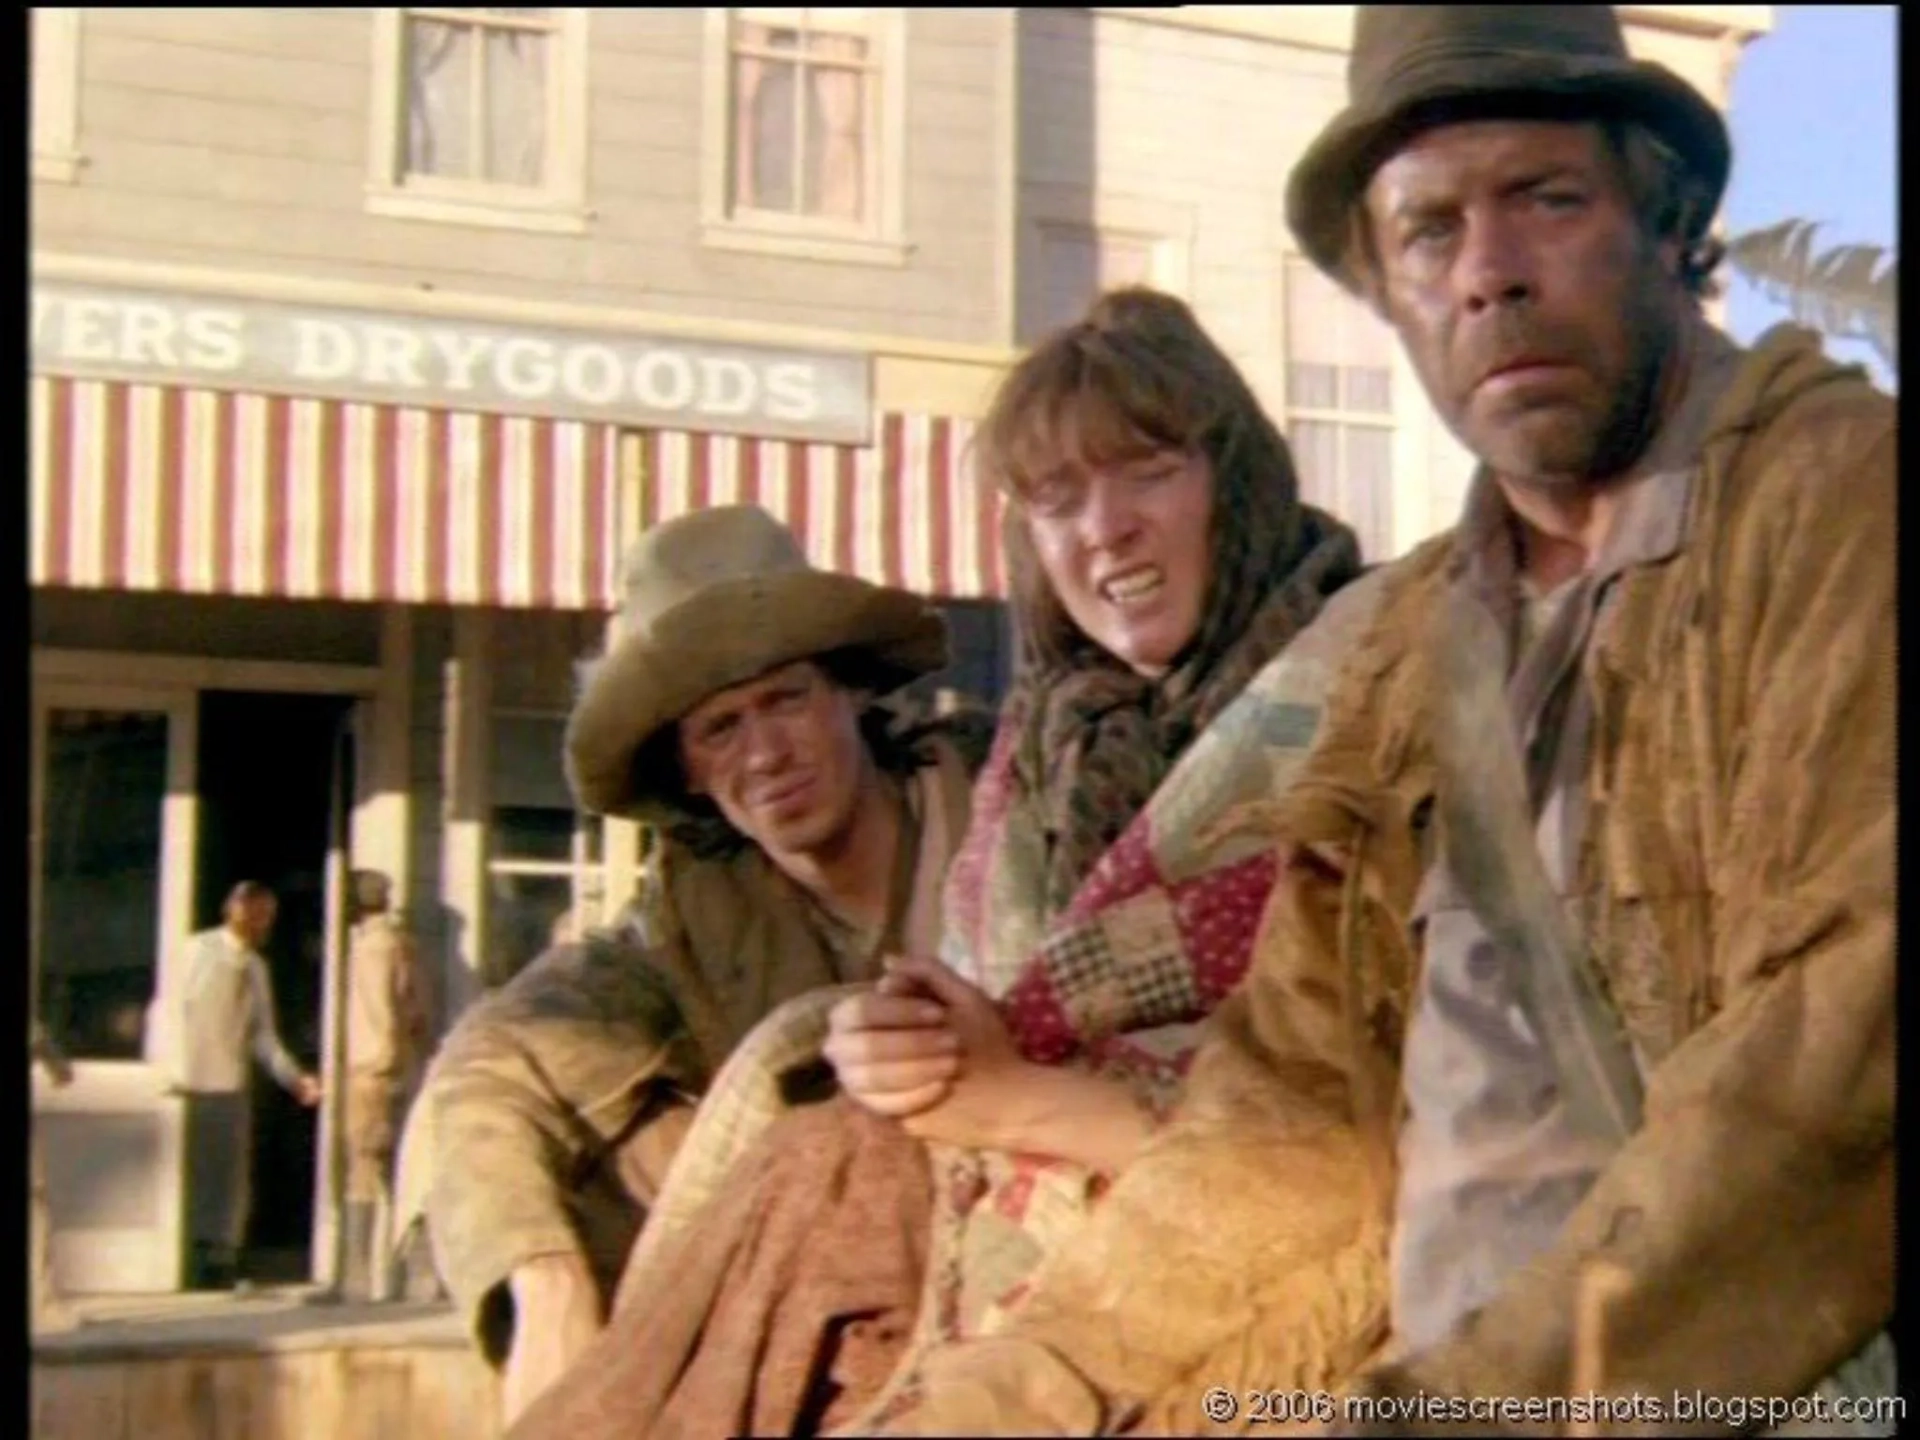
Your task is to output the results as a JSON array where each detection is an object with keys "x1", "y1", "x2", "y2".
[
  {"x1": 565, "y1": 505, "x2": 950, "y2": 821},
  {"x1": 1287, "y1": 6, "x2": 1732, "y2": 286}
]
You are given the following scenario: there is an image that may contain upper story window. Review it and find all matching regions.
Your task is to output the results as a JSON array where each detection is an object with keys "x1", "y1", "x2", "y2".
[
  {"x1": 730, "y1": 8, "x2": 874, "y2": 225},
  {"x1": 1281, "y1": 256, "x2": 1399, "y2": 561},
  {"x1": 367, "y1": 7, "x2": 591, "y2": 234},
  {"x1": 702, "y1": 8, "x2": 910, "y2": 266},
  {"x1": 406, "y1": 7, "x2": 554, "y2": 188},
  {"x1": 31, "y1": 8, "x2": 84, "y2": 185},
  {"x1": 1015, "y1": 189, "x2": 1197, "y2": 344}
]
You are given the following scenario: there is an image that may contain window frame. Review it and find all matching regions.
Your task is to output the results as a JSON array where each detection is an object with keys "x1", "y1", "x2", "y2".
[
  {"x1": 366, "y1": 6, "x2": 593, "y2": 235},
  {"x1": 483, "y1": 703, "x2": 601, "y2": 975},
  {"x1": 482, "y1": 701, "x2": 651, "y2": 975},
  {"x1": 485, "y1": 847, "x2": 605, "y2": 936},
  {"x1": 32, "y1": 8, "x2": 84, "y2": 185},
  {"x1": 31, "y1": 682, "x2": 200, "y2": 1066},
  {"x1": 486, "y1": 704, "x2": 602, "y2": 867},
  {"x1": 700, "y1": 6, "x2": 912, "y2": 266},
  {"x1": 1275, "y1": 250, "x2": 1425, "y2": 561}
]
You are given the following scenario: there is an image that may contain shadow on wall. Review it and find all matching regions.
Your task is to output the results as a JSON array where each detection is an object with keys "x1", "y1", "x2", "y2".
[
  {"x1": 407, "y1": 900, "x2": 465, "y2": 1025},
  {"x1": 898, "y1": 9, "x2": 1100, "y2": 701},
  {"x1": 1014, "y1": 8, "x2": 1101, "y2": 347}
]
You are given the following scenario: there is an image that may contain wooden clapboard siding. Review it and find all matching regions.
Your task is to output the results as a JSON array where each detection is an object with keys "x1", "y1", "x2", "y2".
[{"x1": 33, "y1": 9, "x2": 1012, "y2": 348}]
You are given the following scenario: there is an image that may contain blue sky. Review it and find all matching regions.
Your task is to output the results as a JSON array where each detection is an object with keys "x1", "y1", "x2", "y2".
[{"x1": 1722, "y1": 5, "x2": 1897, "y2": 383}]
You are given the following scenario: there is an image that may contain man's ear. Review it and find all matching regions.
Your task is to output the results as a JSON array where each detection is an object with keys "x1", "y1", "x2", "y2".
[{"x1": 1656, "y1": 235, "x2": 1687, "y2": 285}]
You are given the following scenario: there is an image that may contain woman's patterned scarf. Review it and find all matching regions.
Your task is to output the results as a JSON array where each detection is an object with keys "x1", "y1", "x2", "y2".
[{"x1": 1005, "y1": 502, "x2": 1365, "y2": 918}]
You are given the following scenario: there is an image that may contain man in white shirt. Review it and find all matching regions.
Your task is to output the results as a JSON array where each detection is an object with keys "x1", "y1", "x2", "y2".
[{"x1": 152, "y1": 881, "x2": 321, "y2": 1290}]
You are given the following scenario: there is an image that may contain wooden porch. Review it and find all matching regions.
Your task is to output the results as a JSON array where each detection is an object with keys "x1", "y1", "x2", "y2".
[{"x1": 31, "y1": 1288, "x2": 501, "y2": 1440}]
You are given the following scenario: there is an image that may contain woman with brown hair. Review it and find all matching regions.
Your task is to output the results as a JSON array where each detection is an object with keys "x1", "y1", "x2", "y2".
[{"x1": 508, "y1": 288, "x2": 1382, "y2": 1439}]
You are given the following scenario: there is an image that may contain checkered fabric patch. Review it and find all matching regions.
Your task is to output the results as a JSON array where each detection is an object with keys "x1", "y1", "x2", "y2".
[
  {"x1": 1041, "y1": 922, "x2": 1116, "y2": 1000},
  {"x1": 1005, "y1": 848, "x2": 1261, "y2": 1058},
  {"x1": 1026, "y1": 887, "x2": 1199, "y2": 1044},
  {"x1": 1098, "y1": 889, "x2": 1195, "y2": 1027}
]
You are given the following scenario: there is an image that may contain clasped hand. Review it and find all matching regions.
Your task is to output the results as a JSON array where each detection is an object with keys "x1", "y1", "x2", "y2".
[{"x1": 822, "y1": 956, "x2": 1034, "y2": 1151}]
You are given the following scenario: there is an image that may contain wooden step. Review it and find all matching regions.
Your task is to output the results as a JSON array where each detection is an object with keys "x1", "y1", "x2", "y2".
[{"x1": 32, "y1": 1294, "x2": 501, "y2": 1440}]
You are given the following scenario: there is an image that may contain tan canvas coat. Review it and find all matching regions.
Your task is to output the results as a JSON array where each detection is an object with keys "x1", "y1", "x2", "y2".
[
  {"x1": 403, "y1": 725, "x2": 986, "y2": 1364},
  {"x1": 346, "y1": 914, "x2": 430, "y2": 1081},
  {"x1": 886, "y1": 325, "x2": 1895, "y2": 1434}
]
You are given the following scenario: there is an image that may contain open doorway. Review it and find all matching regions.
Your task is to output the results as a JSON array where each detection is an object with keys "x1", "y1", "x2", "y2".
[{"x1": 194, "y1": 689, "x2": 355, "y2": 1284}]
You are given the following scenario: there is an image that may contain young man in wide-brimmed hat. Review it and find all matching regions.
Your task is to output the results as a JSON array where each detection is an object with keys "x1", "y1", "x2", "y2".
[
  {"x1": 401, "y1": 506, "x2": 992, "y2": 1423},
  {"x1": 872, "y1": 9, "x2": 1894, "y2": 1434}
]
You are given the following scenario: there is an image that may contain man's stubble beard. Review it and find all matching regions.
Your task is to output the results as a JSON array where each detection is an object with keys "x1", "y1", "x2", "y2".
[
  {"x1": 1560, "y1": 283, "x2": 1681, "y2": 491},
  {"x1": 1428, "y1": 246, "x2": 1687, "y2": 495},
  {"x1": 1495, "y1": 344, "x2": 1668, "y2": 498}
]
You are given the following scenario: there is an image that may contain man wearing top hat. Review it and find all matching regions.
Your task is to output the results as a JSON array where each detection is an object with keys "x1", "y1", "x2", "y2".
[
  {"x1": 869, "y1": 8, "x2": 1894, "y2": 1435},
  {"x1": 403, "y1": 506, "x2": 992, "y2": 1423}
]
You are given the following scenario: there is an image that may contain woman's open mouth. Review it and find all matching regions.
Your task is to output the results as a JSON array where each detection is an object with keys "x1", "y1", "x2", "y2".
[{"x1": 1099, "y1": 565, "x2": 1166, "y2": 609}]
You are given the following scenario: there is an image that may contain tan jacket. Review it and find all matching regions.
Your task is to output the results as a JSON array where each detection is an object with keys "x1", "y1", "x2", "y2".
[
  {"x1": 346, "y1": 914, "x2": 430, "y2": 1083},
  {"x1": 891, "y1": 326, "x2": 1895, "y2": 1433},
  {"x1": 405, "y1": 722, "x2": 990, "y2": 1363}
]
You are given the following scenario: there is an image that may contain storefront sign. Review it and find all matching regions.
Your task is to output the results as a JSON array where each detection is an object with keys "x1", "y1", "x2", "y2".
[{"x1": 30, "y1": 279, "x2": 874, "y2": 444}]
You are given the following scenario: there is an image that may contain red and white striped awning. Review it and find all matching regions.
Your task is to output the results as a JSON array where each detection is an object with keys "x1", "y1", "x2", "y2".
[
  {"x1": 631, "y1": 413, "x2": 1003, "y2": 599},
  {"x1": 30, "y1": 375, "x2": 622, "y2": 609},
  {"x1": 30, "y1": 376, "x2": 1005, "y2": 610}
]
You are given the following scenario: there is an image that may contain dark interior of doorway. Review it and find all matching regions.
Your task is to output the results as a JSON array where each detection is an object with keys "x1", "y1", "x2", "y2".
[{"x1": 195, "y1": 689, "x2": 354, "y2": 1284}]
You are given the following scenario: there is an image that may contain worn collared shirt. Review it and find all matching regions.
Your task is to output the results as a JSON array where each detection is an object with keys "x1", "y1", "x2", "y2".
[
  {"x1": 802, "y1": 765, "x2": 959, "y2": 973},
  {"x1": 1391, "y1": 322, "x2": 1744, "y2": 1351},
  {"x1": 152, "y1": 925, "x2": 305, "y2": 1096}
]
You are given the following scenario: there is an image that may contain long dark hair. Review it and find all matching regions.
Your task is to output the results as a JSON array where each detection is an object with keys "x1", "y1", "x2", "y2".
[
  {"x1": 969, "y1": 288, "x2": 1360, "y2": 914},
  {"x1": 972, "y1": 287, "x2": 1308, "y2": 680}
]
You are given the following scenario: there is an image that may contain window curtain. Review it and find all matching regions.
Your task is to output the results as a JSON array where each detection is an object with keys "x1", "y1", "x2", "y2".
[
  {"x1": 483, "y1": 25, "x2": 548, "y2": 186},
  {"x1": 732, "y1": 18, "x2": 867, "y2": 222},
  {"x1": 404, "y1": 11, "x2": 548, "y2": 185},
  {"x1": 804, "y1": 33, "x2": 866, "y2": 221},
  {"x1": 732, "y1": 24, "x2": 796, "y2": 212},
  {"x1": 405, "y1": 17, "x2": 471, "y2": 177}
]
